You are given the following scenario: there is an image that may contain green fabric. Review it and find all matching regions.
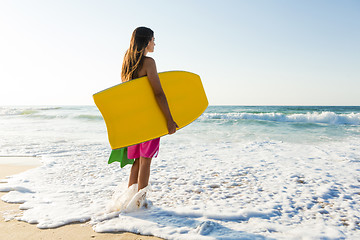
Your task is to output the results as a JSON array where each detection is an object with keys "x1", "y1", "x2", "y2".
[{"x1": 108, "y1": 147, "x2": 134, "y2": 168}]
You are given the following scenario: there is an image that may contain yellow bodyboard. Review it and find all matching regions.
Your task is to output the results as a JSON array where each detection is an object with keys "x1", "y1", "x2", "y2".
[{"x1": 93, "y1": 71, "x2": 208, "y2": 150}]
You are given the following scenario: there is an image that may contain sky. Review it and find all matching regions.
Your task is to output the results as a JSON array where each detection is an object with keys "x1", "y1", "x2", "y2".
[{"x1": 0, "y1": 0, "x2": 359, "y2": 106}]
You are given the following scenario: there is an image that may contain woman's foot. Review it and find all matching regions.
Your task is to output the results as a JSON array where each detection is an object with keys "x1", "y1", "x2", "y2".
[
  {"x1": 106, "y1": 183, "x2": 138, "y2": 212},
  {"x1": 124, "y1": 185, "x2": 150, "y2": 212}
]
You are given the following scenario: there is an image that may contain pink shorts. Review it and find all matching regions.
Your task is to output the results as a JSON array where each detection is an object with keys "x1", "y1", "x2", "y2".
[{"x1": 127, "y1": 138, "x2": 160, "y2": 159}]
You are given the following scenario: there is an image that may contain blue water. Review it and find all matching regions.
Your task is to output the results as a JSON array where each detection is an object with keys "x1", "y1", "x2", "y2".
[
  {"x1": 0, "y1": 105, "x2": 359, "y2": 157},
  {"x1": 198, "y1": 106, "x2": 360, "y2": 144},
  {"x1": 1, "y1": 105, "x2": 360, "y2": 239}
]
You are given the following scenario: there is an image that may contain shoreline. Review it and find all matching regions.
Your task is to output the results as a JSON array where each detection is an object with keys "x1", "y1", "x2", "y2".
[{"x1": 0, "y1": 157, "x2": 163, "y2": 240}]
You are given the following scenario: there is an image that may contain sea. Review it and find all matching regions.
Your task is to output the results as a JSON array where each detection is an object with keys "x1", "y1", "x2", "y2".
[{"x1": 1, "y1": 105, "x2": 360, "y2": 239}]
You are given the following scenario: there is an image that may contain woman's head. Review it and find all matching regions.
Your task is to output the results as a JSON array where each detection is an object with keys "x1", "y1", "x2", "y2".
[
  {"x1": 131, "y1": 27, "x2": 154, "y2": 52},
  {"x1": 121, "y1": 27, "x2": 154, "y2": 82}
]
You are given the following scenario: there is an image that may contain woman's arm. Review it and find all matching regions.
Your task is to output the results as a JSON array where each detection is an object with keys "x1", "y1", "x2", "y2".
[{"x1": 144, "y1": 57, "x2": 178, "y2": 134}]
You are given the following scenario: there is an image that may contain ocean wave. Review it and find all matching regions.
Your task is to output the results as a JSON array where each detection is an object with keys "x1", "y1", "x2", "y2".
[
  {"x1": 20, "y1": 110, "x2": 39, "y2": 115},
  {"x1": 75, "y1": 115, "x2": 103, "y2": 121},
  {"x1": 0, "y1": 107, "x2": 102, "y2": 121},
  {"x1": 0, "y1": 107, "x2": 62, "y2": 116},
  {"x1": 201, "y1": 112, "x2": 360, "y2": 125},
  {"x1": 15, "y1": 113, "x2": 102, "y2": 121}
]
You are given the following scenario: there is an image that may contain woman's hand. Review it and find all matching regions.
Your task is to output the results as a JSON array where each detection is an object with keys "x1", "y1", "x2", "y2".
[{"x1": 167, "y1": 120, "x2": 178, "y2": 135}]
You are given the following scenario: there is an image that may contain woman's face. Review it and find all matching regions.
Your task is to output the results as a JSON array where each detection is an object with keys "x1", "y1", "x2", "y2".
[{"x1": 146, "y1": 37, "x2": 155, "y2": 53}]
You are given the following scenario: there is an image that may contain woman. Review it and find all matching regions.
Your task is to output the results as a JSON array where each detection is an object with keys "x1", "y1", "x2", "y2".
[{"x1": 111, "y1": 27, "x2": 178, "y2": 211}]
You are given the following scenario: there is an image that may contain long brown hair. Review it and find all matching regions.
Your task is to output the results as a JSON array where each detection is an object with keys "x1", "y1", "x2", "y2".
[{"x1": 121, "y1": 27, "x2": 154, "y2": 82}]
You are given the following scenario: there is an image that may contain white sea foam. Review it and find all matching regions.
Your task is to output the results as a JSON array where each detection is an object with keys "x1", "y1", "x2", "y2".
[
  {"x1": 203, "y1": 111, "x2": 360, "y2": 125},
  {"x1": 0, "y1": 106, "x2": 360, "y2": 239}
]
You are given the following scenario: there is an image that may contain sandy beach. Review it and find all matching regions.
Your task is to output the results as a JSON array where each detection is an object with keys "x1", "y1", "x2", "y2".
[{"x1": 0, "y1": 157, "x2": 163, "y2": 240}]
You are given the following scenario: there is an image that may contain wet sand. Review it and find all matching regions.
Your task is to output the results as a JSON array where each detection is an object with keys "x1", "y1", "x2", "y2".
[{"x1": 0, "y1": 157, "x2": 163, "y2": 240}]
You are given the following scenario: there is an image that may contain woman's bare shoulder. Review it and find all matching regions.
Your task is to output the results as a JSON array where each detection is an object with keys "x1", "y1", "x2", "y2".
[
  {"x1": 143, "y1": 56, "x2": 156, "y2": 66},
  {"x1": 144, "y1": 56, "x2": 154, "y2": 61},
  {"x1": 143, "y1": 56, "x2": 157, "y2": 74}
]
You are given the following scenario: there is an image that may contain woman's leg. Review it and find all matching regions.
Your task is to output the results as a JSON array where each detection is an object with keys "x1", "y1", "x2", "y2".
[
  {"x1": 138, "y1": 156, "x2": 152, "y2": 190},
  {"x1": 128, "y1": 158, "x2": 140, "y2": 187}
]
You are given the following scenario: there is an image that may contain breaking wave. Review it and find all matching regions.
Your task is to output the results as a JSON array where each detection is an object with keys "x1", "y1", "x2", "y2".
[{"x1": 202, "y1": 112, "x2": 360, "y2": 125}]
